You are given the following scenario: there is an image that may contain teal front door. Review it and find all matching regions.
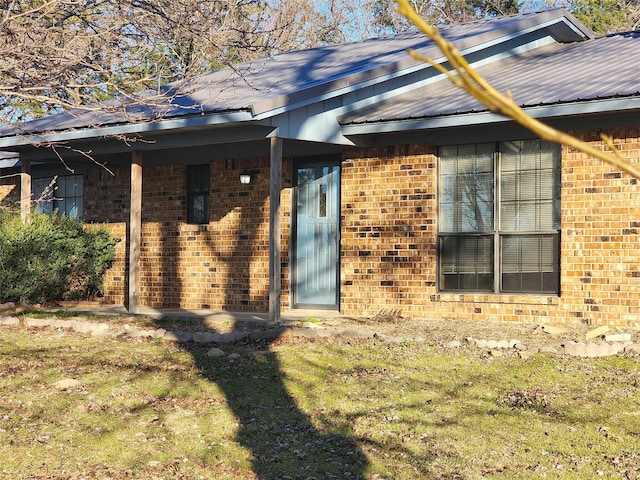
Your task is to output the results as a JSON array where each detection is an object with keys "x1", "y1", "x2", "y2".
[{"x1": 294, "y1": 157, "x2": 340, "y2": 309}]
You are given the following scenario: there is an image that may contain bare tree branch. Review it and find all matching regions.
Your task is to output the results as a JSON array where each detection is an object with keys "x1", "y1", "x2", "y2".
[{"x1": 395, "y1": 0, "x2": 640, "y2": 180}]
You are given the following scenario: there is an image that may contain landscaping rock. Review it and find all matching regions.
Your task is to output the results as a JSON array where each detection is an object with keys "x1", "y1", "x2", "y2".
[
  {"x1": 564, "y1": 341, "x2": 624, "y2": 357},
  {"x1": 539, "y1": 346, "x2": 559, "y2": 354},
  {"x1": 0, "y1": 302, "x2": 16, "y2": 312},
  {"x1": 54, "y1": 378, "x2": 82, "y2": 390},
  {"x1": 25, "y1": 317, "x2": 54, "y2": 328},
  {"x1": 289, "y1": 327, "x2": 320, "y2": 339},
  {"x1": 53, "y1": 319, "x2": 71, "y2": 329},
  {"x1": 151, "y1": 328, "x2": 167, "y2": 339},
  {"x1": 624, "y1": 344, "x2": 640, "y2": 354},
  {"x1": 163, "y1": 330, "x2": 193, "y2": 342},
  {"x1": 123, "y1": 325, "x2": 165, "y2": 339},
  {"x1": 541, "y1": 325, "x2": 570, "y2": 335},
  {"x1": 518, "y1": 351, "x2": 532, "y2": 360},
  {"x1": 72, "y1": 321, "x2": 95, "y2": 334},
  {"x1": 604, "y1": 333, "x2": 632, "y2": 343},
  {"x1": 206, "y1": 347, "x2": 225, "y2": 357},
  {"x1": 90, "y1": 323, "x2": 109, "y2": 337},
  {"x1": 218, "y1": 331, "x2": 250, "y2": 344},
  {"x1": 586, "y1": 325, "x2": 610, "y2": 340},
  {"x1": 192, "y1": 331, "x2": 222, "y2": 343},
  {"x1": 445, "y1": 340, "x2": 462, "y2": 349},
  {"x1": 0, "y1": 316, "x2": 19, "y2": 326}
]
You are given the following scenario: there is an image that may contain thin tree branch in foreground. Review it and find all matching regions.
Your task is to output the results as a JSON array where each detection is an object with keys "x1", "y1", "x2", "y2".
[{"x1": 395, "y1": 0, "x2": 640, "y2": 180}]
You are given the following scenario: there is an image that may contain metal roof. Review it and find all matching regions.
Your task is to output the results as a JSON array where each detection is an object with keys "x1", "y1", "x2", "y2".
[
  {"x1": 340, "y1": 31, "x2": 640, "y2": 126},
  {"x1": 0, "y1": 8, "x2": 592, "y2": 146},
  {"x1": 0, "y1": 151, "x2": 18, "y2": 168}
]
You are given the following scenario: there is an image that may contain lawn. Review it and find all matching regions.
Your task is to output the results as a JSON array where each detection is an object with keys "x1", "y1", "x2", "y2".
[{"x1": 1, "y1": 320, "x2": 639, "y2": 479}]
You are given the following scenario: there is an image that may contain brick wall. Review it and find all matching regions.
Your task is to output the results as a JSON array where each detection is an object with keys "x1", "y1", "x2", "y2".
[
  {"x1": 559, "y1": 126, "x2": 640, "y2": 327},
  {"x1": 85, "y1": 157, "x2": 292, "y2": 311},
  {"x1": 340, "y1": 127, "x2": 640, "y2": 327},
  {"x1": 0, "y1": 173, "x2": 20, "y2": 211},
  {"x1": 341, "y1": 144, "x2": 438, "y2": 317},
  {"x1": 99, "y1": 222, "x2": 127, "y2": 306},
  {"x1": 86, "y1": 126, "x2": 640, "y2": 326}
]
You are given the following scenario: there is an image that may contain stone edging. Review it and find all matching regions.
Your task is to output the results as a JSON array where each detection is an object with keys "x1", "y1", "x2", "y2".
[{"x1": 2, "y1": 315, "x2": 640, "y2": 358}]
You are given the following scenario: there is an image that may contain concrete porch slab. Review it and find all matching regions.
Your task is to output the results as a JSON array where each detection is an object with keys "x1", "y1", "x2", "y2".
[{"x1": 49, "y1": 302, "x2": 342, "y2": 326}]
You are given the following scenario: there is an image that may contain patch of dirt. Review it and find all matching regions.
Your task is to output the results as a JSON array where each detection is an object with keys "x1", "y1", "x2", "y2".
[{"x1": 327, "y1": 313, "x2": 639, "y2": 352}]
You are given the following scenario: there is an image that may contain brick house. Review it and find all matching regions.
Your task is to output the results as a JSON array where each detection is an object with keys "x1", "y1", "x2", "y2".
[{"x1": 1, "y1": 8, "x2": 639, "y2": 326}]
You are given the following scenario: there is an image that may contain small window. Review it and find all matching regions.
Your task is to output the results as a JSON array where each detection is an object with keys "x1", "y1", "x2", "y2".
[
  {"x1": 187, "y1": 164, "x2": 210, "y2": 224},
  {"x1": 32, "y1": 175, "x2": 83, "y2": 218}
]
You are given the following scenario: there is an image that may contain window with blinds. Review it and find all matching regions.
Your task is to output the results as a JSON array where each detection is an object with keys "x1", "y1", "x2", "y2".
[{"x1": 438, "y1": 139, "x2": 560, "y2": 294}]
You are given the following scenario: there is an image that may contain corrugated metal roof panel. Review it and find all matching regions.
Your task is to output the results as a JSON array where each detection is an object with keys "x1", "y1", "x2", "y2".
[
  {"x1": 0, "y1": 8, "x2": 590, "y2": 140},
  {"x1": 340, "y1": 31, "x2": 640, "y2": 125}
]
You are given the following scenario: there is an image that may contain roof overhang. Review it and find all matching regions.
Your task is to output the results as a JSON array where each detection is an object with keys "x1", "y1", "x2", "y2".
[
  {"x1": 0, "y1": 110, "x2": 258, "y2": 150},
  {"x1": 341, "y1": 96, "x2": 640, "y2": 136},
  {"x1": 0, "y1": 8, "x2": 595, "y2": 156}
]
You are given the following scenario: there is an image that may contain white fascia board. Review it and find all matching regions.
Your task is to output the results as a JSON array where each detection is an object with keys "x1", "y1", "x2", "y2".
[
  {"x1": 0, "y1": 110, "x2": 254, "y2": 149},
  {"x1": 341, "y1": 97, "x2": 640, "y2": 135},
  {"x1": 268, "y1": 110, "x2": 355, "y2": 146}
]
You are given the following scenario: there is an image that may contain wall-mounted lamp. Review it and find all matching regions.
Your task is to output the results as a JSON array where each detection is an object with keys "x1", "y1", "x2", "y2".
[{"x1": 239, "y1": 170, "x2": 251, "y2": 184}]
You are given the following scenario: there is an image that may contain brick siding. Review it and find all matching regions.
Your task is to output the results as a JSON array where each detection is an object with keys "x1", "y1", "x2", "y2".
[
  {"x1": 83, "y1": 126, "x2": 640, "y2": 326},
  {"x1": 85, "y1": 158, "x2": 292, "y2": 311},
  {"x1": 341, "y1": 127, "x2": 640, "y2": 327},
  {"x1": 0, "y1": 174, "x2": 20, "y2": 211}
]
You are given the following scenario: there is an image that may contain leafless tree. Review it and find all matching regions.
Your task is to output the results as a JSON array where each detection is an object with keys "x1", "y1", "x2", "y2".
[{"x1": 0, "y1": 0, "x2": 381, "y2": 126}]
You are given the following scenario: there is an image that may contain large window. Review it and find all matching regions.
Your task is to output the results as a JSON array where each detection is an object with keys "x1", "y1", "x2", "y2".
[
  {"x1": 438, "y1": 140, "x2": 560, "y2": 294},
  {"x1": 187, "y1": 164, "x2": 210, "y2": 224},
  {"x1": 32, "y1": 175, "x2": 83, "y2": 218}
]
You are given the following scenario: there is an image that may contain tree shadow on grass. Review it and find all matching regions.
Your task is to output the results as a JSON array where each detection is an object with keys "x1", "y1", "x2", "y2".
[{"x1": 175, "y1": 323, "x2": 368, "y2": 479}]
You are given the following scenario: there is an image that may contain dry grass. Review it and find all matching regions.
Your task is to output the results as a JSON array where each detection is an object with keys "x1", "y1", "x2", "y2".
[{"x1": 1, "y1": 319, "x2": 640, "y2": 479}]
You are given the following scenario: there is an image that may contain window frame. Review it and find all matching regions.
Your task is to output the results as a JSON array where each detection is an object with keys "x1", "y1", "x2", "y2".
[
  {"x1": 437, "y1": 140, "x2": 561, "y2": 295},
  {"x1": 186, "y1": 163, "x2": 210, "y2": 225},
  {"x1": 32, "y1": 174, "x2": 83, "y2": 219}
]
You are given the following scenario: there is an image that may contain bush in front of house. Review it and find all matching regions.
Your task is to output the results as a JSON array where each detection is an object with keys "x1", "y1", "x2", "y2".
[{"x1": 0, "y1": 212, "x2": 117, "y2": 304}]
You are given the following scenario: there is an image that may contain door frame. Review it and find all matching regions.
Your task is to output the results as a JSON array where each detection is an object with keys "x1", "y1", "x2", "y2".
[{"x1": 291, "y1": 155, "x2": 341, "y2": 310}]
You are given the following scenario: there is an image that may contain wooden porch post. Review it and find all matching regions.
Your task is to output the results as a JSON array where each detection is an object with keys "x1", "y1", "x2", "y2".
[
  {"x1": 128, "y1": 150, "x2": 143, "y2": 314},
  {"x1": 20, "y1": 159, "x2": 31, "y2": 223},
  {"x1": 269, "y1": 137, "x2": 283, "y2": 324}
]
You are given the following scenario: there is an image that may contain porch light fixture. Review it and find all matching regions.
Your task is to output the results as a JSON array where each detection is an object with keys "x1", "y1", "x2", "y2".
[{"x1": 240, "y1": 170, "x2": 251, "y2": 184}]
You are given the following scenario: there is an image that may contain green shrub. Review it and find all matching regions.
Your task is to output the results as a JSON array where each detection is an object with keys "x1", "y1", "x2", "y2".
[{"x1": 0, "y1": 212, "x2": 117, "y2": 304}]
